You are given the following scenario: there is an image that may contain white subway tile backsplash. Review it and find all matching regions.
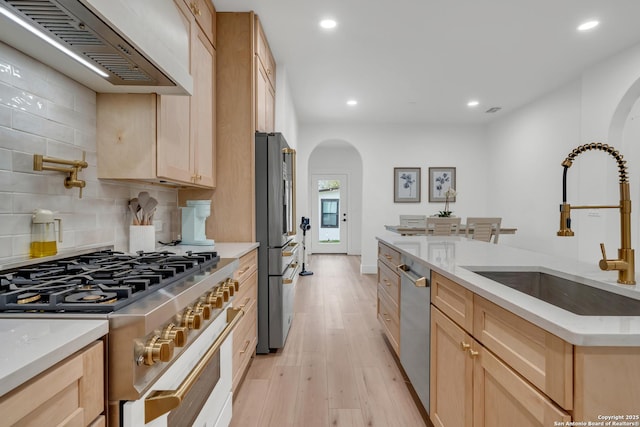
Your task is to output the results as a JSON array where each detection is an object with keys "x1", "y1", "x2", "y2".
[
  {"x1": 0, "y1": 82, "x2": 46, "y2": 116},
  {"x1": 9, "y1": 172, "x2": 49, "y2": 194},
  {"x1": 11, "y1": 151, "x2": 33, "y2": 173},
  {"x1": 0, "y1": 104, "x2": 10, "y2": 127},
  {"x1": 46, "y1": 139, "x2": 84, "y2": 162},
  {"x1": 13, "y1": 192, "x2": 75, "y2": 214},
  {"x1": 48, "y1": 101, "x2": 96, "y2": 134},
  {"x1": 0, "y1": 148, "x2": 10, "y2": 170},
  {"x1": 0, "y1": 213, "x2": 30, "y2": 236},
  {"x1": 0, "y1": 170, "x2": 10, "y2": 188},
  {"x1": 0, "y1": 126, "x2": 46, "y2": 153},
  {"x1": 0, "y1": 236, "x2": 12, "y2": 257},
  {"x1": 12, "y1": 109, "x2": 75, "y2": 144},
  {"x1": 0, "y1": 193, "x2": 12, "y2": 213},
  {"x1": 0, "y1": 43, "x2": 176, "y2": 260}
]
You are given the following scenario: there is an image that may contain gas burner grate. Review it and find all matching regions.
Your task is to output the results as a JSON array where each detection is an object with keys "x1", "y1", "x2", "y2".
[{"x1": 0, "y1": 250, "x2": 219, "y2": 313}]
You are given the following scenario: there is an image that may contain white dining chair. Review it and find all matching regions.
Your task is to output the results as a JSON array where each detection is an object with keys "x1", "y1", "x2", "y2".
[
  {"x1": 426, "y1": 217, "x2": 462, "y2": 236},
  {"x1": 400, "y1": 215, "x2": 426, "y2": 227},
  {"x1": 465, "y1": 217, "x2": 502, "y2": 243}
]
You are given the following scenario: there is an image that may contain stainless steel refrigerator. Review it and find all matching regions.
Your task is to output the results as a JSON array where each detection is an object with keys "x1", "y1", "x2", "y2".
[{"x1": 255, "y1": 132, "x2": 300, "y2": 353}]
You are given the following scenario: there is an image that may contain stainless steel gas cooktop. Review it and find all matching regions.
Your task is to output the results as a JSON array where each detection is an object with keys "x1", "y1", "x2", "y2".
[{"x1": 0, "y1": 250, "x2": 220, "y2": 313}]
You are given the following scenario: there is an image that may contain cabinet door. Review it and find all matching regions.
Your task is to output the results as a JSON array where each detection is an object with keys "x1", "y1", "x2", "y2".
[
  {"x1": 157, "y1": 95, "x2": 191, "y2": 183},
  {"x1": 473, "y1": 345, "x2": 571, "y2": 427},
  {"x1": 192, "y1": 27, "x2": 215, "y2": 188},
  {"x1": 157, "y1": 3, "x2": 193, "y2": 184},
  {"x1": 430, "y1": 307, "x2": 473, "y2": 427},
  {"x1": 265, "y1": 79, "x2": 275, "y2": 132},
  {"x1": 255, "y1": 58, "x2": 268, "y2": 132}
]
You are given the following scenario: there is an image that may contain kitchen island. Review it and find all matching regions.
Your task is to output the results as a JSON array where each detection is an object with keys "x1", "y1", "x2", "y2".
[{"x1": 376, "y1": 232, "x2": 640, "y2": 426}]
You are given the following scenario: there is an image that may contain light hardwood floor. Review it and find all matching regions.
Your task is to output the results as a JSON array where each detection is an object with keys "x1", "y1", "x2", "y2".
[{"x1": 230, "y1": 254, "x2": 428, "y2": 427}]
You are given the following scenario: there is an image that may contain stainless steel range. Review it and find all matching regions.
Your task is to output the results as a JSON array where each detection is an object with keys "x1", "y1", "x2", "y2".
[{"x1": 0, "y1": 248, "x2": 243, "y2": 427}]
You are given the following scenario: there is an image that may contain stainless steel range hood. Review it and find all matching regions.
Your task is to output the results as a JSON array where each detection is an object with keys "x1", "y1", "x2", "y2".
[{"x1": 0, "y1": 0, "x2": 192, "y2": 95}]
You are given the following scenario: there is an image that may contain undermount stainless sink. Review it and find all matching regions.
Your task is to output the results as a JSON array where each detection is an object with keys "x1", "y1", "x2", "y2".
[{"x1": 471, "y1": 270, "x2": 640, "y2": 316}]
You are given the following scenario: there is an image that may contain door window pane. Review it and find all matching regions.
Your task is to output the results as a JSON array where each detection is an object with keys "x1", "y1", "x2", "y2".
[{"x1": 321, "y1": 199, "x2": 339, "y2": 228}]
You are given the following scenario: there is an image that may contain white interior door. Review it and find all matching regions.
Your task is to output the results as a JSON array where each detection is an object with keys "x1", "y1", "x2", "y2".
[{"x1": 311, "y1": 174, "x2": 348, "y2": 253}]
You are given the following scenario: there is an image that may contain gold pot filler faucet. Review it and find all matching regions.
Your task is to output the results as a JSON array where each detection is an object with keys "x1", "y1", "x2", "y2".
[{"x1": 558, "y1": 142, "x2": 635, "y2": 285}]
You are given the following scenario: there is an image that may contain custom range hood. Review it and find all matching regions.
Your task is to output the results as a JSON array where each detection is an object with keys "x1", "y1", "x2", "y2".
[{"x1": 0, "y1": 0, "x2": 192, "y2": 95}]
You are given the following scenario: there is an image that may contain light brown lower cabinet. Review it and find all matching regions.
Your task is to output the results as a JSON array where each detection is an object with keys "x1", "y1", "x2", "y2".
[
  {"x1": 0, "y1": 340, "x2": 105, "y2": 427},
  {"x1": 431, "y1": 307, "x2": 570, "y2": 427},
  {"x1": 231, "y1": 249, "x2": 258, "y2": 392},
  {"x1": 430, "y1": 270, "x2": 640, "y2": 426}
]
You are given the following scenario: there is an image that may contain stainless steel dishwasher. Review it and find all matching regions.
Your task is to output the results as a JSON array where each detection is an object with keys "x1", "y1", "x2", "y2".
[{"x1": 399, "y1": 257, "x2": 431, "y2": 413}]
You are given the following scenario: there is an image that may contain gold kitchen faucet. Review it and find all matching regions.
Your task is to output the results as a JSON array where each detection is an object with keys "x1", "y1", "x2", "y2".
[{"x1": 557, "y1": 143, "x2": 635, "y2": 285}]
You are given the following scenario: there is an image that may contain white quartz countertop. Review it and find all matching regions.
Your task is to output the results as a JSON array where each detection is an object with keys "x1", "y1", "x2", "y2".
[
  {"x1": 376, "y1": 231, "x2": 640, "y2": 346},
  {"x1": 0, "y1": 319, "x2": 108, "y2": 397}
]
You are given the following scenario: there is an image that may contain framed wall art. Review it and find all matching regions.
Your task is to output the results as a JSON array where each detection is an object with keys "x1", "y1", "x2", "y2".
[
  {"x1": 429, "y1": 167, "x2": 456, "y2": 202},
  {"x1": 394, "y1": 167, "x2": 421, "y2": 203}
]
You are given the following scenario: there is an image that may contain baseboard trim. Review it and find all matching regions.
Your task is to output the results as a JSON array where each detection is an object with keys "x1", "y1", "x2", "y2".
[{"x1": 360, "y1": 264, "x2": 376, "y2": 274}]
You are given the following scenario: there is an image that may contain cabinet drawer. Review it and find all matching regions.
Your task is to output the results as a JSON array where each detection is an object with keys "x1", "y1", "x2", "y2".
[
  {"x1": 378, "y1": 260, "x2": 400, "y2": 306},
  {"x1": 378, "y1": 242, "x2": 400, "y2": 271},
  {"x1": 232, "y1": 297, "x2": 257, "y2": 391},
  {"x1": 432, "y1": 272, "x2": 474, "y2": 333},
  {"x1": 234, "y1": 270, "x2": 257, "y2": 312},
  {"x1": 377, "y1": 285, "x2": 400, "y2": 355},
  {"x1": 0, "y1": 341, "x2": 104, "y2": 427},
  {"x1": 474, "y1": 345, "x2": 571, "y2": 426},
  {"x1": 234, "y1": 249, "x2": 258, "y2": 284},
  {"x1": 473, "y1": 296, "x2": 573, "y2": 410}
]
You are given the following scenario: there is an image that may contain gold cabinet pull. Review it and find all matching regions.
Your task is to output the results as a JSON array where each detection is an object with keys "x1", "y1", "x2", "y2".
[
  {"x1": 239, "y1": 340, "x2": 251, "y2": 354},
  {"x1": 468, "y1": 349, "x2": 479, "y2": 358},
  {"x1": 145, "y1": 307, "x2": 244, "y2": 423},
  {"x1": 460, "y1": 342, "x2": 471, "y2": 351},
  {"x1": 238, "y1": 297, "x2": 250, "y2": 308}
]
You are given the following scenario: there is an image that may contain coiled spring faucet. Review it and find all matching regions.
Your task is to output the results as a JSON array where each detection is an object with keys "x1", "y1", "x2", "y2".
[{"x1": 558, "y1": 142, "x2": 635, "y2": 285}]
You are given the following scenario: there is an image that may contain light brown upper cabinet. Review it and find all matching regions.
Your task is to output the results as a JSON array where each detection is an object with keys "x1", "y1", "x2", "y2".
[
  {"x1": 97, "y1": 0, "x2": 216, "y2": 189},
  {"x1": 255, "y1": 18, "x2": 276, "y2": 133},
  {"x1": 198, "y1": 12, "x2": 276, "y2": 242}
]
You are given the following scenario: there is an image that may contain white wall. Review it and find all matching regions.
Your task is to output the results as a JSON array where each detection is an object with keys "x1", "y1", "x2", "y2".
[
  {"x1": 487, "y1": 41, "x2": 640, "y2": 267},
  {"x1": 299, "y1": 40, "x2": 640, "y2": 274},
  {"x1": 275, "y1": 65, "x2": 298, "y2": 149},
  {"x1": 0, "y1": 42, "x2": 177, "y2": 261},
  {"x1": 298, "y1": 124, "x2": 488, "y2": 273}
]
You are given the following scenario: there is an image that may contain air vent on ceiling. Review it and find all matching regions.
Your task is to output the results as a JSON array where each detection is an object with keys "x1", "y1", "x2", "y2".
[
  {"x1": 485, "y1": 107, "x2": 502, "y2": 114},
  {"x1": 2, "y1": 0, "x2": 173, "y2": 86}
]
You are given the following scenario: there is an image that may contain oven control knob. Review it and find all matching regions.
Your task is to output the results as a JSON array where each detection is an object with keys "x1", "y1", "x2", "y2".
[
  {"x1": 194, "y1": 302, "x2": 212, "y2": 320},
  {"x1": 223, "y1": 284, "x2": 235, "y2": 297},
  {"x1": 225, "y1": 278, "x2": 240, "y2": 293},
  {"x1": 181, "y1": 308, "x2": 203, "y2": 330},
  {"x1": 161, "y1": 323, "x2": 188, "y2": 347},
  {"x1": 143, "y1": 336, "x2": 174, "y2": 365},
  {"x1": 205, "y1": 292, "x2": 223, "y2": 309},
  {"x1": 215, "y1": 287, "x2": 230, "y2": 302}
]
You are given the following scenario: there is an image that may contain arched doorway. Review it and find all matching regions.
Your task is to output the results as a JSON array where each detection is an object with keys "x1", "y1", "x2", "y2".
[{"x1": 307, "y1": 140, "x2": 363, "y2": 255}]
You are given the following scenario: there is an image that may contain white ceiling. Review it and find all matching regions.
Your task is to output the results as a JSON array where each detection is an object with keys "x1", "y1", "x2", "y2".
[{"x1": 213, "y1": 0, "x2": 640, "y2": 125}]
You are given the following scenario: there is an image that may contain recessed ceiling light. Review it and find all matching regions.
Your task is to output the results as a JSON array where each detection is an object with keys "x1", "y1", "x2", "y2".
[
  {"x1": 347, "y1": 99, "x2": 358, "y2": 106},
  {"x1": 320, "y1": 19, "x2": 337, "y2": 29},
  {"x1": 467, "y1": 100, "x2": 479, "y2": 107},
  {"x1": 577, "y1": 20, "x2": 599, "y2": 31}
]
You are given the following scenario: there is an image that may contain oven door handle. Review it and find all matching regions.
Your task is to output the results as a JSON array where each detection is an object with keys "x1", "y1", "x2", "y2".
[{"x1": 144, "y1": 307, "x2": 244, "y2": 423}]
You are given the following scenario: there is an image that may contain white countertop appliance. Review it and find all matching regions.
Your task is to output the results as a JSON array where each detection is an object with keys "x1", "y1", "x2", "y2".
[{"x1": 0, "y1": 248, "x2": 242, "y2": 427}]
